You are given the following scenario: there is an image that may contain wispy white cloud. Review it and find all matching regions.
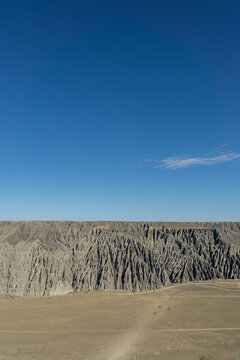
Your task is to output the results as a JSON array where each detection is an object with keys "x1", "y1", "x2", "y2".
[{"x1": 147, "y1": 152, "x2": 240, "y2": 170}]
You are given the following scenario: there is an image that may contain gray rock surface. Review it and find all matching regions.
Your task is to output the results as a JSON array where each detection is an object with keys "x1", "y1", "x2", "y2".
[{"x1": 0, "y1": 221, "x2": 239, "y2": 297}]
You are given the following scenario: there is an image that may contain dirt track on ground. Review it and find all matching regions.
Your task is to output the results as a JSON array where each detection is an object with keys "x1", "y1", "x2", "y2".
[{"x1": 0, "y1": 280, "x2": 239, "y2": 360}]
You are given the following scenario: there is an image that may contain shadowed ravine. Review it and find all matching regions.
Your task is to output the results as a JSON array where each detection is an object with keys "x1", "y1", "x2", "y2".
[{"x1": 0, "y1": 221, "x2": 239, "y2": 297}]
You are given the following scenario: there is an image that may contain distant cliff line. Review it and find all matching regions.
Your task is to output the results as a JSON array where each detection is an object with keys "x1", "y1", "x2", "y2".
[{"x1": 0, "y1": 221, "x2": 239, "y2": 297}]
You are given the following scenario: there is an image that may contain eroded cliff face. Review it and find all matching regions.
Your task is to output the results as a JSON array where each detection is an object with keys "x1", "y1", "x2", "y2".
[{"x1": 0, "y1": 221, "x2": 239, "y2": 297}]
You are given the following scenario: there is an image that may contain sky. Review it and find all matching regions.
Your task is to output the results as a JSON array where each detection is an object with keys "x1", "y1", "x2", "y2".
[{"x1": 0, "y1": 0, "x2": 239, "y2": 221}]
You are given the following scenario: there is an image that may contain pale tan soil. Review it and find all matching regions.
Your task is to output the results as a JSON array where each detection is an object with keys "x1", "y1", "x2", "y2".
[
  {"x1": 211, "y1": 281, "x2": 240, "y2": 288},
  {"x1": 0, "y1": 280, "x2": 239, "y2": 360}
]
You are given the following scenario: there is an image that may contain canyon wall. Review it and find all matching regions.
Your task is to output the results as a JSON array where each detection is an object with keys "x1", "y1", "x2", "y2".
[{"x1": 0, "y1": 221, "x2": 239, "y2": 297}]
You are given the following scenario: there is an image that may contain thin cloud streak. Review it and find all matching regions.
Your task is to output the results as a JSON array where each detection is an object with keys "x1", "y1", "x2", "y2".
[{"x1": 148, "y1": 152, "x2": 240, "y2": 169}]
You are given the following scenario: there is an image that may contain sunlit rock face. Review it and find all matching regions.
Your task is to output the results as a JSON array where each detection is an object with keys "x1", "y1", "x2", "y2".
[{"x1": 0, "y1": 221, "x2": 239, "y2": 297}]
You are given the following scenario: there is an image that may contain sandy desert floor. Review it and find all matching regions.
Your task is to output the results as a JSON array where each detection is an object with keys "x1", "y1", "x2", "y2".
[{"x1": 0, "y1": 280, "x2": 239, "y2": 360}]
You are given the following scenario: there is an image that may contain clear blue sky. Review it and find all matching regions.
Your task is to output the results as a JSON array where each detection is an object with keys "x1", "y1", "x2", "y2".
[{"x1": 0, "y1": 0, "x2": 239, "y2": 221}]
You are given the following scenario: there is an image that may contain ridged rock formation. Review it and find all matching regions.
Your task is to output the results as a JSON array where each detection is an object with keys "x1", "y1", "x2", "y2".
[{"x1": 0, "y1": 221, "x2": 240, "y2": 297}]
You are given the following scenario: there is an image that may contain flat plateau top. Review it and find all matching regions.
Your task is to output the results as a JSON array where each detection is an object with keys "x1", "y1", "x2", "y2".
[{"x1": 0, "y1": 220, "x2": 240, "y2": 229}]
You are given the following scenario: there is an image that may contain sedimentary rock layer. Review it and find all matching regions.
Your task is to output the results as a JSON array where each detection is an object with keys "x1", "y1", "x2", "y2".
[{"x1": 0, "y1": 221, "x2": 239, "y2": 297}]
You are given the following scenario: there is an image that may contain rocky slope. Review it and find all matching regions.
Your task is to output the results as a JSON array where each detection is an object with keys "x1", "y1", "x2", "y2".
[{"x1": 0, "y1": 221, "x2": 239, "y2": 297}]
